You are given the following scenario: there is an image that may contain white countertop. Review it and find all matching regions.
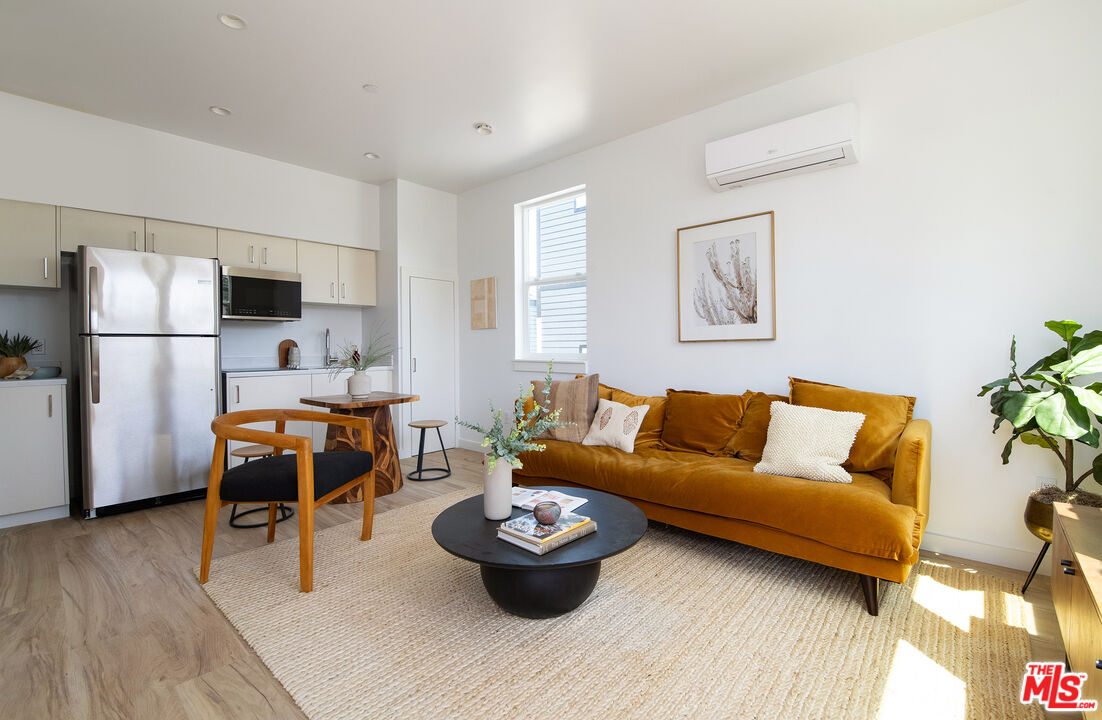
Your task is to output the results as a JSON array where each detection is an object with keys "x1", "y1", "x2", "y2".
[
  {"x1": 223, "y1": 366, "x2": 393, "y2": 378},
  {"x1": 0, "y1": 377, "x2": 68, "y2": 387}
]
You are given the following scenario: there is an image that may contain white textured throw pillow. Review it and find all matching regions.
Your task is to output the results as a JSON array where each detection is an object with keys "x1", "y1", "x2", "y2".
[
  {"x1": 754, "y1": 401, "x2": 866, "y2": 483},
  {"x1": 582, "y1": 399, "x2": 650, "y2": 453}
]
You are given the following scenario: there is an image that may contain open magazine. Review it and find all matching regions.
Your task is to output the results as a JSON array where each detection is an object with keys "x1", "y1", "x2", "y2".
[{"x1": 510, "y1": 487, "x2": 588, "y2": 513}]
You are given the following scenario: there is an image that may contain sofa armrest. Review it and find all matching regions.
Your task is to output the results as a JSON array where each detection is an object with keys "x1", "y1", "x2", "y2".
[{"x1": 892, "y1": 419, "x2": 931, "y2": 521}]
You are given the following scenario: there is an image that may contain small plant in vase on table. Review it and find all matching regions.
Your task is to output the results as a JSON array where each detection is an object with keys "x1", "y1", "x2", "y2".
[
  {"x1": 457, "y1": 363, "x2": 570, "y2": 520},
  {"x1": 328, "y1": 331, "x2": 392, "y2": 397}
]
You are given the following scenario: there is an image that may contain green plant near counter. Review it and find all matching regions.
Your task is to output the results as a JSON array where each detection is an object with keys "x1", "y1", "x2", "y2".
[
  {"x1": 0, "y1": 332, "x2": 42, "y2": 358},
  {"x1": 326, "y1": 329, "x2": 393, "y2": 380}
]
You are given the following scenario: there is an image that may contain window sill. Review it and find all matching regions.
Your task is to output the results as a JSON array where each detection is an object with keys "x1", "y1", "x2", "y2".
[{"x1": 512, "y1": 358, "x2": 588, "y2": 375}]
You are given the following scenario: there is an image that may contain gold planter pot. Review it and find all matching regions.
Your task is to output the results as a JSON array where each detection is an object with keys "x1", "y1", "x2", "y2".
[
  {"x1": 0, "y1": 356, "x2": 27, "y2": 379},
  {"x1": 1023, "y1": 495, "x2": 1054, "y2": 544}
]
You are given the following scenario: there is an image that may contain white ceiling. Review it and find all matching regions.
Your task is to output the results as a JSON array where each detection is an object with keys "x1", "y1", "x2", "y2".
[{"x1": 0, "y1": 0, "x2": 1022, "y2": 193}]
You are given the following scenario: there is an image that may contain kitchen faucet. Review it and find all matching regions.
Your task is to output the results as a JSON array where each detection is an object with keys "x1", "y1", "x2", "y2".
[{"x1": 325, "y1": 328, "x2": 339, "y2": 366}]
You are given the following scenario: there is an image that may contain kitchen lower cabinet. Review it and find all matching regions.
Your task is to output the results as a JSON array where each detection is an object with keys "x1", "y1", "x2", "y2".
[
  {"x1": 0, "y1": 383, "x2": 69, "y2": 526},
  {"x1": 218, "y1": 229, "x2": 297, "y2": 272},
  {"x1": 224, "y1": 373, "x2": 313, "y2": 467},
  {"x1": 60, "y1": 207, "x2": 145, "y2": 253},
  {"x1": 146, "y1": 218, "x2": 218, "y2": 258},
  {"x1": 0, "y1": 198, "x2": 59, "y2": 288}
]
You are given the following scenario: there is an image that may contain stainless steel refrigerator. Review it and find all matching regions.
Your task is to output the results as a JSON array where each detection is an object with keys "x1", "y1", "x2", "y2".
[{"x1": 76, "y1": 246, "x2": 221, "y2": 516}]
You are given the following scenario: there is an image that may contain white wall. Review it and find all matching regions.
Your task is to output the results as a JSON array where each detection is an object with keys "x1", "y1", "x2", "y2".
[
  {"x1": 457, "y1": 0, "x2": 1102, "y2": 570},
  {"x1": 0, "y1": 91, "x2": 379, "y2": 248}
]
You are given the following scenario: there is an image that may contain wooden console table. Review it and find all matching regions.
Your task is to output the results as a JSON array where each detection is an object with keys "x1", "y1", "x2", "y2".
[
  {"x1": 300, "y1": 392, "x2": 419, "y2": 502},
  {"x1": 1051, "y1": 502, "x2": 1102, "y2": 705}
]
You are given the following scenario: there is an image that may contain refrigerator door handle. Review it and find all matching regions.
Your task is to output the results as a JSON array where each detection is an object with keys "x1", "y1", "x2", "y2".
[
  {"x1": 88, "y1": 264, "x2": 100, "y2": 334},
  {"x1": 90, "y1": 336, "x2": 101, "y2": 404}
]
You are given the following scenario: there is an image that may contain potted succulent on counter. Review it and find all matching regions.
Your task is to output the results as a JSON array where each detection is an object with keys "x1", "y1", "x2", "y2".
[
  {"x1": 979, "y1": 320, "x2": 1102, "y2": 592},
  {"x1": 0, "y1": 332, "x2": 43, "y2": 378}
]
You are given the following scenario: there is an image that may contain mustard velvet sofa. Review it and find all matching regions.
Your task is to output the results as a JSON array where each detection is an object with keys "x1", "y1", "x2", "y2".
[{"x1": 515, "y1": 382, "x2": 931, "y2": 616}]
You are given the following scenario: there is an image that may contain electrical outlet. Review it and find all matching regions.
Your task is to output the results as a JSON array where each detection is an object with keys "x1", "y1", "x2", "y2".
[
  {"x1": 31, "y1": 341, "x2": 46, "y2": 355},
  {"x1": 1036, "y1": 476, "x2": 1058, "y2": 490}
]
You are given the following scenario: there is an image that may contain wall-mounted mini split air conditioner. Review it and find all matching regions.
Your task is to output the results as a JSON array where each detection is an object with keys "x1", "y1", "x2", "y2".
[{"x1": 705, "y1": 103, "x2": 859, "y2": 191}]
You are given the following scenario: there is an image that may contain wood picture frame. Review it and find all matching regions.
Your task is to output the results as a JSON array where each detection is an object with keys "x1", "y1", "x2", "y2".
[
  {"x1": 470, "y1": 277, "x2": 497, "y2": 330},
  {"x1": 677, "y1": 211, "x2": 775, "y2": 342}
]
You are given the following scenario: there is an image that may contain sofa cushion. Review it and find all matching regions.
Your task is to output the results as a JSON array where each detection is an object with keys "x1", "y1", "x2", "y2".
[
  {"x1": 789, "y1": 377, "x2": 914, "y2": 475},
  {"x1": 516, "y1": 441, "x2": 918, "y2": 563},
  {"x1": 723, "y1": 391, "x2": 788, "y2": 461},
  {"x1": 754, "y1": 401, "x2": 865, "y2": 483},
  {"x1": 661, "y1": 389, "x2": 745, "y2": 455},
  {"x1": 608, "y1": 388, "x2": 667, "y2": 448},
  {"x1": 530, "y1": 373, "x2": 600, "y2": 443},
  {"x1": 220, "y1": 451, "x2": 374, "y2": 503},
  {"x1": 583, "y1": 398, "x2": 650, "y2": 452}
]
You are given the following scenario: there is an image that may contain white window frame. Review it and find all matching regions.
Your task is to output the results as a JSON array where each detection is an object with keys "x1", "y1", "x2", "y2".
[{"x1": 514, "y1": 185, "x2": 587, "y2": 372}]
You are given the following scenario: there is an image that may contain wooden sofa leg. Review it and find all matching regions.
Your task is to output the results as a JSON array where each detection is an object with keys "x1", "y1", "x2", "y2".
[{"x1": 859, "y1": 574, "x2": 879, "y2": 616}]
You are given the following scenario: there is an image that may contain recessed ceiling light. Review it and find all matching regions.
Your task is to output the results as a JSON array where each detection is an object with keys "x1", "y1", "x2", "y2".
[
  {"x1": 473, "y1": 122, "x2": 494, "y2": 136},
  {"x1": 209, "y1": 106, "x2": 232, "y2": 117},
  {"x1": 363, "y1": 152, "x2": 380, "y2": 160},
  {"x1": 361, "y1": 83, "x2": 379, "y2": 93},
  {"x1": 218, "y1": 13, "x2": 247, "y2": 30}
]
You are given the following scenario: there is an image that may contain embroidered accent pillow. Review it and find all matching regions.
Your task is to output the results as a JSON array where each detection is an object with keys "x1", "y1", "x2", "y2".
[
  {"x1": 754, "y1": 402, "x2": 866, "y2": 484},
  {"x1": 582, "y1": 399, "x2": 651, "y2": 453}
]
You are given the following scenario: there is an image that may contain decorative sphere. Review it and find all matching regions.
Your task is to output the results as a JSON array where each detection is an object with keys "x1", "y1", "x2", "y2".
[{"x1": 532, "y1": 501, "x2": 562, "y2": 526}]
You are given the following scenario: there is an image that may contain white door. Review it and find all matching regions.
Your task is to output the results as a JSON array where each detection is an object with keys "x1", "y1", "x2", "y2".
[{"x1": 408, "y1": 276, "x2": 456, "y2": 450}]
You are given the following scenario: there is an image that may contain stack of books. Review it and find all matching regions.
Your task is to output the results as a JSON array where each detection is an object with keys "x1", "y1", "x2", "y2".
[{"x1": 498, "y1": 511, "x2": 597, "y2": 555}]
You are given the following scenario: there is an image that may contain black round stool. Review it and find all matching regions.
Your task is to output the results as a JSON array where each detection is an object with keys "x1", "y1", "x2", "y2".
[
  {"x1": 228, "y1": 444, "x2": 295, "y2": 527},
  {"x1": 407, "y1": 420, "x2": 452, "y2": 481}
]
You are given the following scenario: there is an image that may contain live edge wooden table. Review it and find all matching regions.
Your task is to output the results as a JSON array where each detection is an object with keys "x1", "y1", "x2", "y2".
[{"x1": 299, "y1": 392, "x2": 419, "y2": 502}]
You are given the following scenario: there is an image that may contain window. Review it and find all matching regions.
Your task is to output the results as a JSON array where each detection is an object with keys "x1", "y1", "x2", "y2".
[{"x1": 516, "y1": 187, "x2": 587, "y2": 361}]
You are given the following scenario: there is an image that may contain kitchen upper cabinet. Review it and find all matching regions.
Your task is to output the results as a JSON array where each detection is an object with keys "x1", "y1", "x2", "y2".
[
  {"x1": 0, "y1": 384, "x2": 68, "y2": 520},
  {"x1": 224, "y1": 373, "x2": 313, "y2": 467},
  {"x1": 218, "y1": 229, "x2": 297, "y2": 273},
  {"x1": 60, "y1": 207, "x2": 145, "y2": 253},
  {"x1": 0, "y1": 199, "x2": 59, "y2": 288},
  {"x1": 146, "y1": 218, "x2": 217, "y2": 258},
  {"x1": 297, "y1": 240, "x2": 339, "y2": 304},
  {"x1": 337, "y1": 247, "x2": 377, "y2": 306}
]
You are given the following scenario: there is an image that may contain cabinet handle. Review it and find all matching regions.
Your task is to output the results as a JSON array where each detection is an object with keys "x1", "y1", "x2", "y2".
[
  {"x1": 248, "y1": 245, "x2": 255, "y2": 264},
  {"x1": 48, "y1": 394, "x2": 53, "y2": 418},
  {"x1": 341, "y1": 282, "x2": 346, "y2": 298},
  {"x1": 263, "y1": 247, "x2": 269, "y2": 265},
  {"x1": 43, "y1": 257, "x2": 48, "y2": 279},
  {"x1": 412, "y1": 357, "x2": 417, "y2": 372},
  {"x1": 1096, "y1": 660, "x2": 1101, "y2": 670},
  {"x1": 1063, "y1": 567, "x2": 1076, "y2": 575},
  {"x1": 1061, "y1": 559, "x2": 1073, "y2": 567},
  {"x1": 330, "y1": 281, "x2": 335, "y2": 298},
  {"x1": 149, "y1": 232, "x2": 155, "y2": 253},
  {"x1": 131, "y1": 230, "x2": 138, "y2": 251},
  {"x1": 236, "y1": 384, "x2": 241, "y2": 404}
]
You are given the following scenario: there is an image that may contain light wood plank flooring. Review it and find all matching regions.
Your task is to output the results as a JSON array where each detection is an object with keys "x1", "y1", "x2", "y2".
[{"x1": 0, "y1": 448, "x2": 1066, "y2": 719}]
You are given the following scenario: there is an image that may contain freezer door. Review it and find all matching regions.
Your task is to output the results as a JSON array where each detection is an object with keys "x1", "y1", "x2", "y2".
[
  {"x1": 79, "y1": 246, "x2": 219, "y2": 335},
  {"x1": 80, "y1": 335, "x2": 219, "y2": 510}
]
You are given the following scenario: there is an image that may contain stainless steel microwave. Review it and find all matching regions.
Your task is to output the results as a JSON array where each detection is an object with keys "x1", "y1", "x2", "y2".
[{"x1": 221, "y1": 266, "x2": 302, "y2": 321}]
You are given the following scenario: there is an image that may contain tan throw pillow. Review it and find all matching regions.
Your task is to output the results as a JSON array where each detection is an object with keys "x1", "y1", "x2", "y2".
[
  {"x1": 582, "y1": 399, "x2": 650, "y2": 453},
  {"x1": 789, "y1": 377, "x2": 914, "y2": 474},
  {"x1": 531, "y1": 374, "x2": 600, "y2": 443},
  {"x1": 723, "y1": 391, "x2": 789, "y2": 461},
  {"x1": 754, "y1": 402, "x2": 866, "y2": 483},
  {"x1": 660, "y1": 389, "x2": 746, "y2": 455}
]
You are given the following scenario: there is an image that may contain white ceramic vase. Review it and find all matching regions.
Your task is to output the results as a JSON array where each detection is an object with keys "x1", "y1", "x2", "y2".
[
  {"x1": 347, "y1": 370, "x2": 372, "y2": 397},
  {"x1": 483, "y1": 458, "x2": 514, "y2": 520}
]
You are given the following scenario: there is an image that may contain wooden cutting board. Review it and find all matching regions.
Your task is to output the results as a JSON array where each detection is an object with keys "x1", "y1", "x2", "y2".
[{"x1": 277, "y1": 339, "x2": 298, "y2": 368}]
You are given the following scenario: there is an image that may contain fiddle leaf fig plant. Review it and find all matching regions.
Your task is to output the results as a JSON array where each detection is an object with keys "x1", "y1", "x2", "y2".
[{"x1": 979, "y1": 320, "x2": 1102, "y2": 495}]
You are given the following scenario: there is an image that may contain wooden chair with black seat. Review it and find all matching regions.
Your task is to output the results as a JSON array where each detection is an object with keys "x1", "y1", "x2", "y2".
[{"x1": 199, "y1": 408, "x2": 376, "y2": 592}]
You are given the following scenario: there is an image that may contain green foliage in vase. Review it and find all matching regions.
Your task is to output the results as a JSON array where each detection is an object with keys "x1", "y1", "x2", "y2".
[
  {"x1": 979, "y1": 320, "x2": 1102, "y2": 493},
  {"x1": 327, "y1": 326, "x2": 393, "y2": 381},
  {"x1": 0, "y1": 332, "x2": 42, "y2": 358},
  {"x1": 456, "y1": 362, "x2": 570, "y2": 471}
]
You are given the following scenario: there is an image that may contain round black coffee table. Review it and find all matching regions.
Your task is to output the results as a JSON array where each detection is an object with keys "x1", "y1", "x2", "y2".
[{"x1": 431, "y1": 486, "x2": 648, "y2": 618}]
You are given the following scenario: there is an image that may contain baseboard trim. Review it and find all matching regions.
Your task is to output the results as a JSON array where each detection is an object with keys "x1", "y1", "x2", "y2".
[
  {"x1": 457, "y1": 438, "x2": 486, "y2": 453},
  {"x1": 922, "y1": 531, "x2": 1049, "y2": 575},
  {"x1": 0, "y1": 505, "x2": 70, "y2": 530}
]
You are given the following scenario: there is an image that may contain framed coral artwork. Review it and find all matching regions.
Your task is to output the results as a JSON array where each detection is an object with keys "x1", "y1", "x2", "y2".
[{"x1": 676, "y1": 210, "x2": 775, "y2": 342}]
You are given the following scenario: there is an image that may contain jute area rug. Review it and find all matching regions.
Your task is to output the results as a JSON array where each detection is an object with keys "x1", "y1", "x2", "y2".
[{"x1": 200, "y1": 490, "x2": 1043, "y2": 720}]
